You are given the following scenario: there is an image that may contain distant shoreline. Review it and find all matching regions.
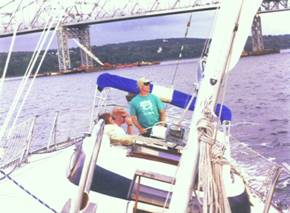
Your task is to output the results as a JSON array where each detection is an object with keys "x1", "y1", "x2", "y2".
[
  {"x1": 2, "y1": 35, "x2": 289, "y2": 78},
  {"x1": 5, "y1": 50, "x2": 285, "y2": 80}
]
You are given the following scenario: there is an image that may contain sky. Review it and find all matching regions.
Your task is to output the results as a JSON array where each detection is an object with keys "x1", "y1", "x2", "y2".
[{"x1": 0, "y1": 9, "x2": 290, "y2": 52}]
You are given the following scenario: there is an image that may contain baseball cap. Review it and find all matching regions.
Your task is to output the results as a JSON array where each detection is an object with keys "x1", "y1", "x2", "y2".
[{"x1": 137, "y1": 77, "x2": 151, "y2": 88}]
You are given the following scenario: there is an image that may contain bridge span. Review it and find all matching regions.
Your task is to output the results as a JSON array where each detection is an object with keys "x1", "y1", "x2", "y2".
[{"x1": 0, "y1": 0, "x2": 289, "y2": 71}]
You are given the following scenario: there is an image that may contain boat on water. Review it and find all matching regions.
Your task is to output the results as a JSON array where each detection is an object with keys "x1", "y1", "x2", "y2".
[{"x1": 0, "y1": 0, "x2": 288, "y2": 212}]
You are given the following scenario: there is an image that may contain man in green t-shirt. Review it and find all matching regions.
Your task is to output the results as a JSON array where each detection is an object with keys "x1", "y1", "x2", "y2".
[{"x1": 130, "y1": 77, "x2": 166, "y2": 137}]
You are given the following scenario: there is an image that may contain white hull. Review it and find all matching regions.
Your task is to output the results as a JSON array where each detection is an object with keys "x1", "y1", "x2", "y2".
[
  {"x1": 0, "y1": 131, "x2": 281, "y2": 213},
  {"x1": 0, "y1": 147, "x2": 76, "y2": 213}
]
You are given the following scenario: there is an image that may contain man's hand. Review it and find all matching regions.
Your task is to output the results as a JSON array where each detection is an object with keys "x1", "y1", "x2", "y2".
[
  {"x1": 139, "y1": 127, "x2": 146, "y2": 134},
  {"x1": 125, "y1": 117, "x2": 133, "y2": 126},
  {"x1": 131, "y1": 115, "x2": 145, "y2": 134},
  {"x1": 159, "y1": 109, "x2": 166, "y2": 126}
]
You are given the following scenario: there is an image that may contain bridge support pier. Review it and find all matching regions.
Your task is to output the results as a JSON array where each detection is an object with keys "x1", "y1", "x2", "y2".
[
  {"x1": 56, "y1": 25, "x2": 93, "y2": 71},
  {"x1": 57, "y1": 26, "x2": 71, "y2": 71},
  {"x1": 251, "y1": 14, "x2": 264, "y2": 53}
]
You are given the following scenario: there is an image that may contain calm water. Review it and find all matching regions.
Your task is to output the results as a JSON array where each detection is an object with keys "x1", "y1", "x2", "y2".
[{"x1": 0, "y1": 53, "x2": 289, "y2": 208}]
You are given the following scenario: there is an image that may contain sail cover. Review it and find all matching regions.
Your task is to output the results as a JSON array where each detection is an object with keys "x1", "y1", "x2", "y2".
[{"x1": 97, "y1": 73, "x2": 232, "y2": 122}]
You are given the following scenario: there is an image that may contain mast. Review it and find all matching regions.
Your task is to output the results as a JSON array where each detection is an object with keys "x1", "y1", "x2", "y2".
[{"x1": 168, "y1": 0, "x2": 263, "y2": 212}]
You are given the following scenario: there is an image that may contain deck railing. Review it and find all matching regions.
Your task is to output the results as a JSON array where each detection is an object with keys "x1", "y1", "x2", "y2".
[
  {"x1": 0, "y1": 107, "x2": 92, "y2": 169},
  {"x1": 0, "y1": 87, "x2": 110, "y2": 170}
]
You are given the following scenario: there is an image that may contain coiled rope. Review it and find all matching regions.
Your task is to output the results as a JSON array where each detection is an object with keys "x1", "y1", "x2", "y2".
[{"x1": 196, "y1": 105, "x2": 231, "y2": 213}]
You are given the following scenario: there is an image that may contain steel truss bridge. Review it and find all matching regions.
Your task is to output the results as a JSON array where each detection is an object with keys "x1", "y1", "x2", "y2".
[{"x1": 0, "y1": 0, "x2": 289, "y2": 71}]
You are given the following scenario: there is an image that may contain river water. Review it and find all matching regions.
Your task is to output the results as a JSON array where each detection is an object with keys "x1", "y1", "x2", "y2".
[{"x1": 0, "y1": 52, "x2": 289, "y2": 209}]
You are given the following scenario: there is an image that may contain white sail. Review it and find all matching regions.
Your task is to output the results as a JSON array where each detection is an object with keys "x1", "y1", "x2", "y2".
[{"x1": 168, "y1": 0, "x2": 263, "y2": 212}]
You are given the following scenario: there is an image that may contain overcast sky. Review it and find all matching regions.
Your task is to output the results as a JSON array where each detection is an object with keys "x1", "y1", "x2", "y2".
[{"x1": 0, "y1": 10, "x2": 290, "y2": 52}]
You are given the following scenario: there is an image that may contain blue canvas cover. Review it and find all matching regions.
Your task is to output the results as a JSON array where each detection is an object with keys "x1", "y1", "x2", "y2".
[{"x1": 97, "y1": 73, "x2": 232, "y2": 122}]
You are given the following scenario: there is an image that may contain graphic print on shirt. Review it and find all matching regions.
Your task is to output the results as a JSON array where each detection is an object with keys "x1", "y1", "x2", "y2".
[{"x1": 139, "y1": 100, "x2": 154, "y2": 116}]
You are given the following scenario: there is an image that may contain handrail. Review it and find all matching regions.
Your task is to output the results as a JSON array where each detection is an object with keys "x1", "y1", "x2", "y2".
[
  {"x1": 263, "y1": 166, "x2": 282, "y2": 213},
  {"x1": 71, "y1": 119, "x2": 105, "y2": 213},
  {"x1": 47, "y1": 111, "x2": 59, "y2": 151},
  {"x1": 0, "y1": 107, "x2": 93, "y2": 170},
  {"x1": 19, "y1": 116, "x2": 37, "y2": 164}
]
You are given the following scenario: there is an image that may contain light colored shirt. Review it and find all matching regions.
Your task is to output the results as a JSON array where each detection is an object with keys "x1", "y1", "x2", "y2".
[{"x1": 104, "y1": 124, "x2": 126, "y2": 137}]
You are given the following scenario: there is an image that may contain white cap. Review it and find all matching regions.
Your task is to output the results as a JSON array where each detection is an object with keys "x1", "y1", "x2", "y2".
[{"x1": 137, "y1": 77, "x2": 151, "y2": 88}]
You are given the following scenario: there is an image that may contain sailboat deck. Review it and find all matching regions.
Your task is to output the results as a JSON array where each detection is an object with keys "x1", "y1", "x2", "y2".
[
  {"x1": 128, "y1": 144, "x2": 181, "y2": 165},
  {"x1": 124, "y1": 169, "x2": 204, "y2": 212}
]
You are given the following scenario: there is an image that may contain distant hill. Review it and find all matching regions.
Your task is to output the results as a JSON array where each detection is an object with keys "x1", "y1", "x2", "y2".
[{"x1": 1, "y1": 34, "x2": 290, "y2": 77}]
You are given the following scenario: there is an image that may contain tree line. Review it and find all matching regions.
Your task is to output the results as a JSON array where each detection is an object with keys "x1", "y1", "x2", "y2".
[{"x1": 0, "y1": 34, "x2": 290, "y2": 77}]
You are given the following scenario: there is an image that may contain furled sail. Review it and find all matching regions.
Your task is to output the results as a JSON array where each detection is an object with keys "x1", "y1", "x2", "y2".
[
  {"x1": 205, "y1": 0, "x2": 263, "y2": 74},
  {"x1": 168, "y1": 0, "x2": 263, "y2": 212}
]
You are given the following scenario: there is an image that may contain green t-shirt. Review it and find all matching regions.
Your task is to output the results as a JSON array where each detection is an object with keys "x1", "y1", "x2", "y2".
[{"x1": 130, "y1": 94, "x2": 164, "y2": 128}]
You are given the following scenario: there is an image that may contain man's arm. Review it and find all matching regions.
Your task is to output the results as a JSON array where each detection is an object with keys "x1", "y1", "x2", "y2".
[
  {"x1": 125, "y1": 117, "x2": 133, "y2": 134},
  {"x1": 153, "y1": 95, "x2": 166, "y2": 125},
  {"x1": 159, "y1": 109, "x2": 166, "y2": 126},
  {"x1": 131, "y1": 115, "x2": 145, "y2": 134}
]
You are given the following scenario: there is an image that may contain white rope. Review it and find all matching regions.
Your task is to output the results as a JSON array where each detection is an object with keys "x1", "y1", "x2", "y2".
[
  {"x1": 3, "y1": 1, "x2": 53, "y2": 120},
  {"x1": 195, "y1": 105, "x2": 232, "y2": 213},
  {"x1": 7, "y1": 8, "x2": 66, "y2": 138},
  {"x1": 194, "y1": 6, "x2": 242, "y2": 211},
  {"x1": 0, "y1": 21, "x2": 54, "y2": 141},
  {"x1": 0, "y1": 0, "x2": 24, "y2": 97},
  {"x1": 0, "y1": 5, "x2": 64, "y2": 142},
  {"x1": 20, "y1": 2, "x2": 51, "y2": 80},
  {"x1": 205, "y1": 4, "x2": 247, "y2": 211},
  {"x1": 0, "y1": 23, "x2": 19, "y2": 97}
]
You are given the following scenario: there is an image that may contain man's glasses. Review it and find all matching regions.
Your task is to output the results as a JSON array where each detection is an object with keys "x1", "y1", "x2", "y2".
[{"x1": 143, "y1": 82, "x2": 150, "y2": 86}]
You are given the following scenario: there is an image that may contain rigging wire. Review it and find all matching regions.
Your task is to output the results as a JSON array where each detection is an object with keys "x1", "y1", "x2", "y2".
[
  {"x1": 197, "y1": 1, "x2": 248, "y2": 212},
  {"x1": 175, "y1": 5, "x2": 219, "y2": 125},
  {"x1": 0, "y1": 4, "x2": 64, "y2": 142},
  {"x1": 7, "y1": 7, "x2": 69, "y2": 137},
  {"x1": 162, "y1": 5, "x2": 221, "y2": 210},
  {"x1": 170, "y1": 13, "x2": 193, "y2": 87},
  {"x1": 0, "y1": 23, "x2": 19, "y2": 98},
  {"x1": 16, "y1": 2, "x2": 51, "y2": 79},
  {"x1": 0, "y1": 0, "x2": 24, "y2": 98},
  {"x1": 162, "y1": 12, "x2": 194, "y2": 125},
  {"x1": 162, "y1": 4, "x2": 218, "y2": 209},
  {"x1": 214, "y1": 0, "x2": 246, "y2": 143},
  {"x1": 0, "y1": 18, "x2": 55, "y2": 141},
  {"x1": 169, "y1": 0, "x2": 203, "y2": 87}
]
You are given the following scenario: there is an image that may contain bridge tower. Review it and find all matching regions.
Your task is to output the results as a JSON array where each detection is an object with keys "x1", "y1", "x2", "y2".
[
  {"x1": 251, "y1": 14, "x2": 264, "y2": 53},
  {"x1": 56, "y1": 26, "x2": 71, "y2": 71},
  {"x1": 56, "y1": 25, "x2": 93, "y2": 71}
]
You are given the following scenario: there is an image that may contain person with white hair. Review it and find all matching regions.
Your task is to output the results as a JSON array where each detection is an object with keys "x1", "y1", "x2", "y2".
[
  {"x1": 98, "y1": 112, "x2": 135, "y2": 146},
  {"x1": 130, "y1": 77, "x2": 166, "y2": 137},
  {"x1": 112, "y1": 106, "x2": 133, "y2": 134}
]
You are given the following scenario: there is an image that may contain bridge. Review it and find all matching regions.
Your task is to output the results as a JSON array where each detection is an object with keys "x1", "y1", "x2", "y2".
[{"x1": 0, "y1": 0, "x2": 289, "y2": 71}]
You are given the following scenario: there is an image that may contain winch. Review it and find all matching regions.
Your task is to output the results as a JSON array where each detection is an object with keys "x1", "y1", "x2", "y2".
[{"x1": 165, "y1": 124, "x2": 185, "y2": 145}]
